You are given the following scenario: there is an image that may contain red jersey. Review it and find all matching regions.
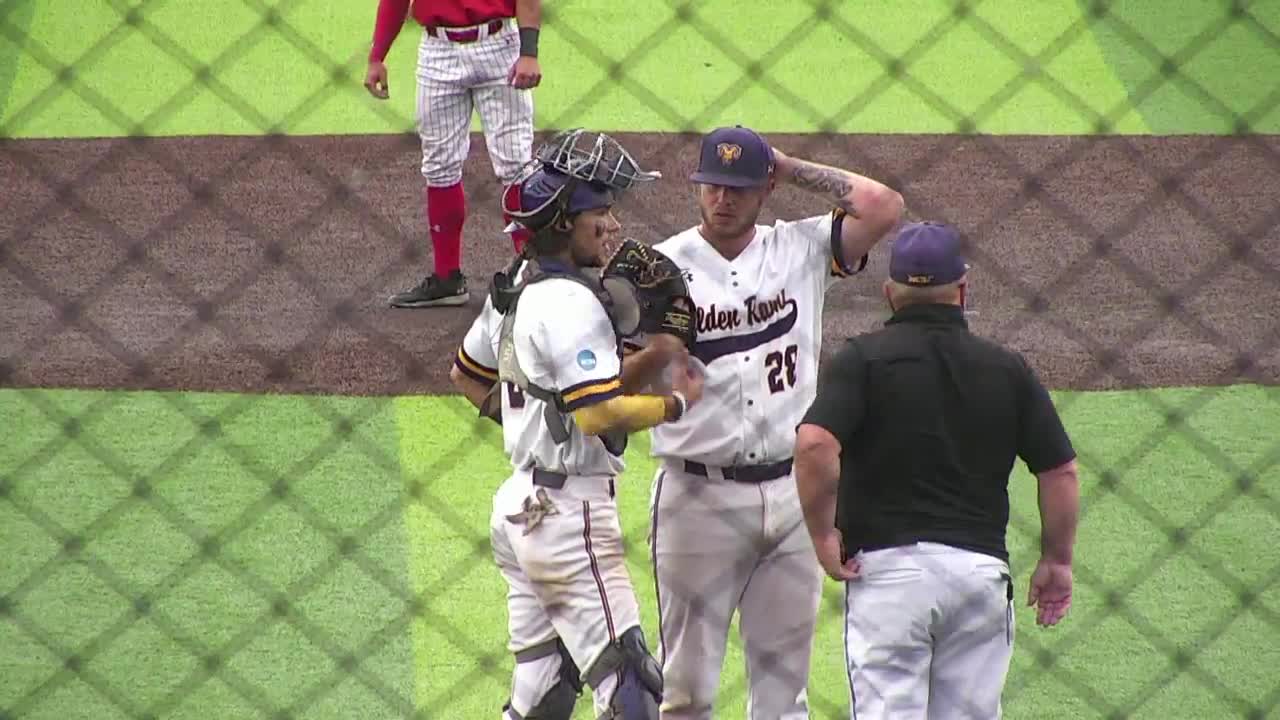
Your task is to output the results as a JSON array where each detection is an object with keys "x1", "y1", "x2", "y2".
[
  {"x1": 370, "y1": 0, "x2": 517, "y2": 61},
  {"x1": 412, "y1": 0, "x2": 515, "y2": 28}
]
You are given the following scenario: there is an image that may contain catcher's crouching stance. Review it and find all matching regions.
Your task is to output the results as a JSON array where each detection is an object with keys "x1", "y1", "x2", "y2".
[{"x1": 448, "y1": 129, "x2": 702, "y2": 719}]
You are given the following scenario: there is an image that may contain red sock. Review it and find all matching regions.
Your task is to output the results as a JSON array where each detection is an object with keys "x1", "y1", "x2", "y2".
[
  {"x1": 426, "y1": 183, "x2": 466, "y2": 277},
  {"x1": 505, "y1": 213, "x2": 530, "y2": 254}
]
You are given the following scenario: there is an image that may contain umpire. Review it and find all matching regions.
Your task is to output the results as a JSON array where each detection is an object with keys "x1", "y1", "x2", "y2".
[{"x1": 794, "y1": 221, "x2": 1080, "y2": 719}]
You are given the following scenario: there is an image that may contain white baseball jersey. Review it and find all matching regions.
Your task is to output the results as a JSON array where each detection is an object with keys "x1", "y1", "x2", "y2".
[
  {"x1": 457, "y1": 269, "x2": 627, "y2": 477},
  {"x1": 645, "y1": 211, "x2": 865, "y2": 467}
]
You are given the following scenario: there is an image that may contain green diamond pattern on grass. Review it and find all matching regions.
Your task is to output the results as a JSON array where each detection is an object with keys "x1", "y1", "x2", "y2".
[
  {"x1": 82, "y1": 617, "x2": 199, "y2": 712},
  {"x1": 1190, "y1": 496, "x2": 1280, "y2": 590},
  {"x1": 16, "y1": 678, "x2": 134, "y2": 720},
  {"x1": 210, "y1": 21, "x2": 341, "y2": 134},
  {"x1": 8, "y1": 441, "x2": 133, "y2": 537},
  {"x1": 1087, "y1": 0, "x2": 1280, "y2": 134},
  {"x1": 81, "y1": 502, "x2": 199, "y2": 593},
  {"x1": 156, "y1": 675, "x2": 268, "y2": 720},
  {"x1": 4, "y1": 0, "x2": 1279, "y2": 136},
  {"x1": 221, "y1": 617, "x2": 339, "y2": 712},
  {"x1": 222, "y1": 501, "x2": 334, "y2": 594},
  {"x1": 1124, "y1": 553, "x2": 1242, "y2": 654},
  {"x1": 1059, "y1": 613, "x2": 1178, "y2": 712},
  {"x1": 142, "y1": 0, "x2": 265, "y2": 67},
  {"x1": 4, "y1": 386, "x2": 1280, "y2": 718},
  {"x1": 1197, "y1": 610, "x2": 1280, "y2": 711},
  {"x1": 1065, "y1": 480, "x2": 1168, "y2": 587},
  {"x1": 0, "y1": 503, "x2": 59, "y2": 596},
  {"x1": 291, "y1": 559, "x2": 408, "y2": 655},
  {"x1": 151, "y1": 561, "x2": 270, "y2": 651},
  {"x1": 14, "y1": 560, "x2": 130, "y2": 655},
  {"x1": 0, "y1": 618, "x2": 63, "y2": 713},
  {"x1": 152, "y1": 442, "x2": 267, "y2": 538}
]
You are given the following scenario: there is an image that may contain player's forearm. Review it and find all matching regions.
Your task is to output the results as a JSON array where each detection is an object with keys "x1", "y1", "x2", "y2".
[
  {"x1": 1036, "y1": 459, "x2": 1080, "y2": 564},
  {"x1": 777, "y1": 155, "x2": 904, "y2": 256},
  {"x1": 794, "y1": 424, "x2": 842, "y2": 542},
  {"x1": 515, "y1": 0, "x2": 541, "y2": 58},
  {"x1": 572, "y1": 394, "x2": 682, "y2": 435},
  {"x1": 776, "y1": 155, "x2": 877, "y2": 217},
  {"x1": 515, "y1": 0, "x2": 541, "y2": 28},
  {"x1": 369, "y1": 0, "x2": 411, "y2": 62}
]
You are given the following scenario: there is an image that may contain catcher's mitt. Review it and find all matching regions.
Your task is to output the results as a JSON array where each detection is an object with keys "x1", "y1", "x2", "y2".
[{"x1": 601, "y1": 238, "x2": 695, "y2": 348}]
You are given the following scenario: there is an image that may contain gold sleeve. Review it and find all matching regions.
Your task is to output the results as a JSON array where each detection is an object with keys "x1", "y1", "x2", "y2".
[{"x1": 572, "y1": 395, "x2": 669, "y2": 435}]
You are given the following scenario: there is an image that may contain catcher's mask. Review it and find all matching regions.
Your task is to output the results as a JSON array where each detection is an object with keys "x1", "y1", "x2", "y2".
[
  {"x1": 488, "y1": 241, "x2": 664, "y2": 340},
  {"x1": 502, "y1": 128, "x2": 661, "y2": 235}
]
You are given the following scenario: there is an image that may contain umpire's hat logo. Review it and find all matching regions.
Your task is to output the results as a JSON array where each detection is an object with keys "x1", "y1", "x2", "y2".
[{"x1": 716, "y1": 143, "x2": 742, "y2": 165}]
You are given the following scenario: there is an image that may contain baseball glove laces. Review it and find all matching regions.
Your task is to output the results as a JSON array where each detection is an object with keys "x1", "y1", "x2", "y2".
[{"x1": 600, "y1": 238, "x2": 696, "y2": 348}]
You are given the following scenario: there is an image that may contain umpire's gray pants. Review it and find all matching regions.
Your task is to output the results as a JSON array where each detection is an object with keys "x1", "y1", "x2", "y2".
[{"x1": 844, "y1": 541, "x2": 1015, "y2": 719}]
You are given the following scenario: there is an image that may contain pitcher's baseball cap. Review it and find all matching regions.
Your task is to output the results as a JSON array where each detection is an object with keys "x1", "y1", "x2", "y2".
[
  {"x1": 889, "y1": 222, "x2": 970, "y2": 286},
  {"x1": 689, "y1": 125, "x2": 774, "y2": 188}
]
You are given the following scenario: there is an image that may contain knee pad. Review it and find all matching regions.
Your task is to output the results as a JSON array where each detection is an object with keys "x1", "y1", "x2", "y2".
[
  {"x1": 503, "y1": 638, "x2": 583, "y2": 720},
  {"x1": 585, "y1": 626, "x2": 662, "y2": 720}
]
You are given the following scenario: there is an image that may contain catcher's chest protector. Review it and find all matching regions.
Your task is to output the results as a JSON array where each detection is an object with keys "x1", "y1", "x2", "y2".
[{"x1": 493, "y1": 265, "x2": 626, "y2": 453}]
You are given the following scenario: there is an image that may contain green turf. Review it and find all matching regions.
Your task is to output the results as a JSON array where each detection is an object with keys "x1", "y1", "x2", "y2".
[
  {"x1": 0, "y1": 389, "x2": 415, "y2": 719},
  {"x1": 4, "y1": 384, "x2": 1279, "y2": 718},
  {"x1": 8, "y1": 0, "x2": 1278, "y2": 138},
  {"x1": 1083, "y1": 0, "x2": 1280, "y2": 135},
  {"x1": 393, "y1": 385, "x2": 1280, "y2": 719},
  {"x1": 0, "y1": 0, "x2": 36, "y2": 115}
]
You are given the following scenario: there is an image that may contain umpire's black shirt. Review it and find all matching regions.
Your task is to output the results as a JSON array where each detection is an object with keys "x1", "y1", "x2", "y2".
[{"x1": 802, "y1": 303, "x2": 1076, "y2": 563}]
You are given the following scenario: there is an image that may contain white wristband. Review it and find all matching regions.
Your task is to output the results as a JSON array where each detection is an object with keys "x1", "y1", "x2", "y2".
[{"x1": 670, "y1": 390, "x2": 687, "y2": 421}]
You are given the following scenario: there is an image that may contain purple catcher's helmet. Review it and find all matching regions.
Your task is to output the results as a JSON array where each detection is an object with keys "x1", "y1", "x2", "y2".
[{"x1": 501, "y1": 129, "x2": 661, "y2": 234}]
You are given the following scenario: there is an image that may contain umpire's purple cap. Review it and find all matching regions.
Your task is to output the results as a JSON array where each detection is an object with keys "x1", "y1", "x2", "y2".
[
  {"x1": 689, "y1": 125, "x2": 774, "y2": 188},
  {"x1": 889, "y1": 222, "x2": 970, "y2": 287}
]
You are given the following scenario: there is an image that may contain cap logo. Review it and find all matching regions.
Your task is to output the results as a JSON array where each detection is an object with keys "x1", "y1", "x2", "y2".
[
  {"x1": 906, "y1": 274, "x2": 934, "y2": 285},
  {"x1": 716, "y1": 143, "x2": 742, "y2": 165}
]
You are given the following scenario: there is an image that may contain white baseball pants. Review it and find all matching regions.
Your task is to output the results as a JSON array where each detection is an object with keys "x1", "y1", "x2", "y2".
[
  {"x1": 490, "y1": 467, "x2": 640, "y2": 717},
  {"x1": 415, "y1": 20, "x2": 534, "y2": 187},
  {"x1": 843, "y1": 541, "x2": 1016, "y2": 720},
  {"x1": 648, "y1": 463, "x2": 823, "y2": 720}
]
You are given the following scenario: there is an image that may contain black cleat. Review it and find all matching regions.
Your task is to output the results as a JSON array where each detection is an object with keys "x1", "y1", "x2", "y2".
[{"x1": 389, "y1": 270, "x2": 468, "y2": 308}]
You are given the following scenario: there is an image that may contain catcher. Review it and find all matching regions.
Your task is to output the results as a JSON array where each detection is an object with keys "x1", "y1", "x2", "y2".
[{"x1": 447, "y1": 128, "x2": 701, "y2": 720}]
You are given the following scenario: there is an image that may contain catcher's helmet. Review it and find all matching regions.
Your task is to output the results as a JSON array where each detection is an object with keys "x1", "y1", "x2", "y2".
[{"x1": 502, "y1": 129, "x2": 661, "y2": 234}]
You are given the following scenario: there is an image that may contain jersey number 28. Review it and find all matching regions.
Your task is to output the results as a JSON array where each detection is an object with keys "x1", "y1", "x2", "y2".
[{"x1": 765, "y1": 344, "x2": 798, "y2": 394}]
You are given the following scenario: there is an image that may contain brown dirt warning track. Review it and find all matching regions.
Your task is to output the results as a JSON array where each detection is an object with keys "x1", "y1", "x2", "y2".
[{"x1": 1, "y1": 131, "x2": 1277, "y2": 397}]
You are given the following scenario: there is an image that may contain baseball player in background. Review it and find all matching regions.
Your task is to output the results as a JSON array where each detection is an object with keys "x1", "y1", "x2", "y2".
[
  {"x1": 449, "y1": 129, "x2": 704, "y2": 720},
  {"x1": 630, "y1": 126, "x2": 904, "y2": 719},
  {"x1": 365, "y1": 0, "x2": 543, "y2": 308}
]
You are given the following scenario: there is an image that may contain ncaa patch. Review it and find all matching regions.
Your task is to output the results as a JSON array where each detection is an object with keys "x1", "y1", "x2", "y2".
[{"x1": 576, "y1": 349, "x2": 597, "y2": 370}]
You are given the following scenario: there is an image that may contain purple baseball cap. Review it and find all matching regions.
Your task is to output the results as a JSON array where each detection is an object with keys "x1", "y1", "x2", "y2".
[
  {"x1": 689, "y1": 125, "x2": 774, "y2": 188},
  {"x1": 889, "y1": 222, "x2": 970, "y2": 286}
]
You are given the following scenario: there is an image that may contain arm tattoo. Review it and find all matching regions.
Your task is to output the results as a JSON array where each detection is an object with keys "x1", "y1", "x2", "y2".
[{"x1": 790, "y1": 161, "x2": 857, "y2": 215}]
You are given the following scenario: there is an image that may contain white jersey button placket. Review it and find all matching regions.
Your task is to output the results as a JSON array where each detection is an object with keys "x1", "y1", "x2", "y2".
[{"x1": 741, "y1": 353, "x2": 761, "y2": 462}]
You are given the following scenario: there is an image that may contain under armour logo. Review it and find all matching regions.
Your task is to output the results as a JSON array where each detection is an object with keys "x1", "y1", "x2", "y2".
[
  {"x1": 430, "y1": 224, "x2": 443, "y2": 233},
  {"x1": 504, "y1": 487, "x2": 559, "y2": 535}
]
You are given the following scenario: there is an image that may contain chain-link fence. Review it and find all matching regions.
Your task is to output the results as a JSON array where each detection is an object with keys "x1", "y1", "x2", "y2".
[{"x1": 2, "y1": 0, "x2": 1279, "y2": 717}]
